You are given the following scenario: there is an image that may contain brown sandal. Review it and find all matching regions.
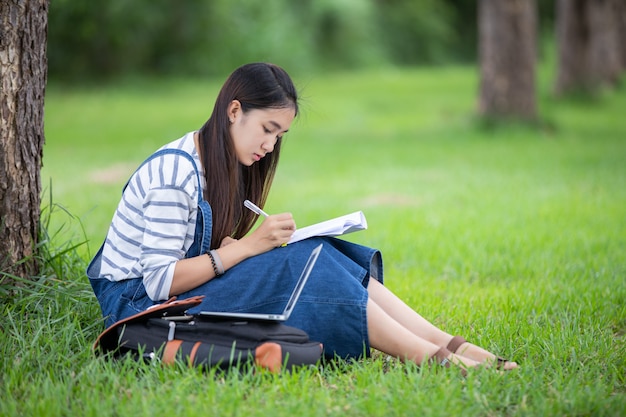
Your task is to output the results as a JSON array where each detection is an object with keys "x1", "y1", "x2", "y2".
[
  {"x1": 446, "y1": 336, "x2": 467, "y2": 354},
  {"x1": 447, "y1": 335, "x2": 512, "y2": 370},
  {"x1": 432, "y1": 347, "x2": 453, "y2": 368},
  {"x1": 430, "y1": 347, "x2": 467, "y2": 377}
]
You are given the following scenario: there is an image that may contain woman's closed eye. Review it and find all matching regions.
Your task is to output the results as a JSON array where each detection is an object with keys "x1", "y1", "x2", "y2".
[{"x1": 263, "y1": 126, "x2": 282, "y2": 141}]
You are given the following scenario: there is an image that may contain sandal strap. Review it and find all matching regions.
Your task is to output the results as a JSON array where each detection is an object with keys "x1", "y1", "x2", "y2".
[
  {"x1": 446, "y1": 336, "x2": 467, "y2": 354},
  {"x1": 432, "y1": 347, "x2": 453, "y2": 367},
  {"x1": 431, "y1": 347, "x2": 468, "y2": 377},
  {"x1": 496, "y1": 357, "x2": 509, "y2": 369}
]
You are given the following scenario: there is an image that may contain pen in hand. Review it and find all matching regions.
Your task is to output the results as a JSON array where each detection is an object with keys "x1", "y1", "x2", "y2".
[
  {"x1": 244, "y1": 199, "x2": 269, "y2": 217},
  {"x1": 244, "y1": 199, "x2": 290, "y2": 247}
]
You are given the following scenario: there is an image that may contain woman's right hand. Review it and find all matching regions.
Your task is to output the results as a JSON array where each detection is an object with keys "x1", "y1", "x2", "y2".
[{"x1": 245, "y1": 213, "x2": 296, "y2": 253}]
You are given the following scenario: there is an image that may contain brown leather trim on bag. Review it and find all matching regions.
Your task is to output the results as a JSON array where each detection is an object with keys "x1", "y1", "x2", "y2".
[
  {"x1": 188, "y1": 341, "x2": 202, "y2": 367},
  {"x1": 162, "y1": 340, "x2": 183, "y2": 365},
  {"x1": 94, "y1": 295, "x2": 205, "y2": 352},
  {"x1": 255, "y1": 342, "x2": 283, "y2": 373}
]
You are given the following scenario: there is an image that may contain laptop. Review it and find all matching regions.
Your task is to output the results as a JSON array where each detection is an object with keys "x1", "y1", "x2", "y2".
[{"x1": 198, "y1": 243, "x2": 322, "y2": 322}]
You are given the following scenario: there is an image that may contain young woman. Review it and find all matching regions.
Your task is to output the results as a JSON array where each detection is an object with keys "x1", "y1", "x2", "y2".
[{"x1": 88, "y1": 63, "x2": 518, "y2": 372}]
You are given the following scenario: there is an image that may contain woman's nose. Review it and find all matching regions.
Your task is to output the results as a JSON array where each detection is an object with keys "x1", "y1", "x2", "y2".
[{"x1": 262, "y1": 139, "x2": 276, "y2": 153}]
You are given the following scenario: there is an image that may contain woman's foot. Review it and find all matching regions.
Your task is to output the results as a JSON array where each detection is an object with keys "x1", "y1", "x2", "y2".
[
  {"x1": 429, "y1": 347, "x2": 485, "y2": 376},
  {"x1": 446, "y1": 336, "x2": 519, "y2": 370}
]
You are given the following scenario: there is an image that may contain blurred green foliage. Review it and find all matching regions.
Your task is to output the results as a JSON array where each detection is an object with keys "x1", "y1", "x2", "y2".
[{"x1": 47, "y1": 0, "x2": 556, "y2": 81}]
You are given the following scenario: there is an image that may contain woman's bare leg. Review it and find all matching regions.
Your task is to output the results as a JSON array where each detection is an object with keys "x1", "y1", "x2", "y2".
[
  {"x1": 367, "y1": 298, "x2": 480, "y2": 370},
  {"x1": 367, "y1": 278, "x2": 450, "y2": 345},
  {"x1": 367, "y1": 278, "x2": 518, "y2": 369}
]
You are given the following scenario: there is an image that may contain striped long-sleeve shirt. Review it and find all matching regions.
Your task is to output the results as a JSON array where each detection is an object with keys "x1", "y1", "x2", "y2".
[{"x1": 99, "y1": 132, "x2": 204, "y2": 300}]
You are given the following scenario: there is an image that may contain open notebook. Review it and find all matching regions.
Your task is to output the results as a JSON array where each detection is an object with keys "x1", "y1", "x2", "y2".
[
  {"x1": 198, "y1": 243, "x2": 322, "y2": 323},
  {"x1": 288, "y1": 211, "x2": 367, "y2": 244}
]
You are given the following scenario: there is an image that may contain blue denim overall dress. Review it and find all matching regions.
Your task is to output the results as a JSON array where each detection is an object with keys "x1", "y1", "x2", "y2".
[{"x1": 88, "y1": 149, "x2": 383, "y2": 359}]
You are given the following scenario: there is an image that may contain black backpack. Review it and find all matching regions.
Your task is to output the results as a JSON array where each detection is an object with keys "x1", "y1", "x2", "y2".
[{"x1": 94, "y1": 296, "x2": 323, "y2": 372}]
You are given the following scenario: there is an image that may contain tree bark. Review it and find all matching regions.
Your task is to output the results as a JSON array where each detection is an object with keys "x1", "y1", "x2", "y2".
[
  {"x1": 555, "y1": 0, "x2": 624, "y2": 95},
  {"x1": 554, "y1": 0, "x2": 590, "y2": 94},
  {"x1": 478, "y1": 0, "x2": 537, "y2": 121},
  {"x1": 619, "y1": 1, "x2": 626, "y2": 71},
  {"x1": 0, "y1": 0, "x2": 48, "y2": 280}
]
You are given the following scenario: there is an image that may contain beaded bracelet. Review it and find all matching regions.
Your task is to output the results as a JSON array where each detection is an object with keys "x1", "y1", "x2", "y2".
[{"x1": 207, "y1": 249, "x2": 225, "y2": 276}]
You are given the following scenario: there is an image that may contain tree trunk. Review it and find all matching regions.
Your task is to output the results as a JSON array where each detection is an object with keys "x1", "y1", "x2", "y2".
[
  {"x1": 478, "y1": 0, "x2": 537, "y2": 121},
  {"x1": 555, "y1": 0, "x2": 624, "y2": 95},
  {"x1": 554, "y1": 0, "x2": 590, "y2": 94},
  {"x1": 0, "y1": 0, "x2": 48, "y2": 281},
  {"x1": 619, "y1": 1, "x2": 626, "y2": 71}
]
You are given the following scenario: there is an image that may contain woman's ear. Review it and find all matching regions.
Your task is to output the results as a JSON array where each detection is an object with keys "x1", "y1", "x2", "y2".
[{"x1": 227, "y1": 100, "x2": 241, "y2": 123}]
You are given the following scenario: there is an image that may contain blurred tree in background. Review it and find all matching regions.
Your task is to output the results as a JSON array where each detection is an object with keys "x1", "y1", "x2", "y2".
[
  {"x1": 478, "y1": 0, "x2": 537, "y2": 121},
  {"x1": 554, "y1": 0, "x2": 625, "y2": 95}
]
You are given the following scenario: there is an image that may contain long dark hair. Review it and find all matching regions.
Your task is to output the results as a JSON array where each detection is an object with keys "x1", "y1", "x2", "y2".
[{"x1": 197, "y1": 63, "x2": 299, "y2": 249}]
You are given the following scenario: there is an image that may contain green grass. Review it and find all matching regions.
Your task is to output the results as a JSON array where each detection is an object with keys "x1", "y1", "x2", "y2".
[{"x1": 2, "y1": 66, "x2": 625, "y2": 416}]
